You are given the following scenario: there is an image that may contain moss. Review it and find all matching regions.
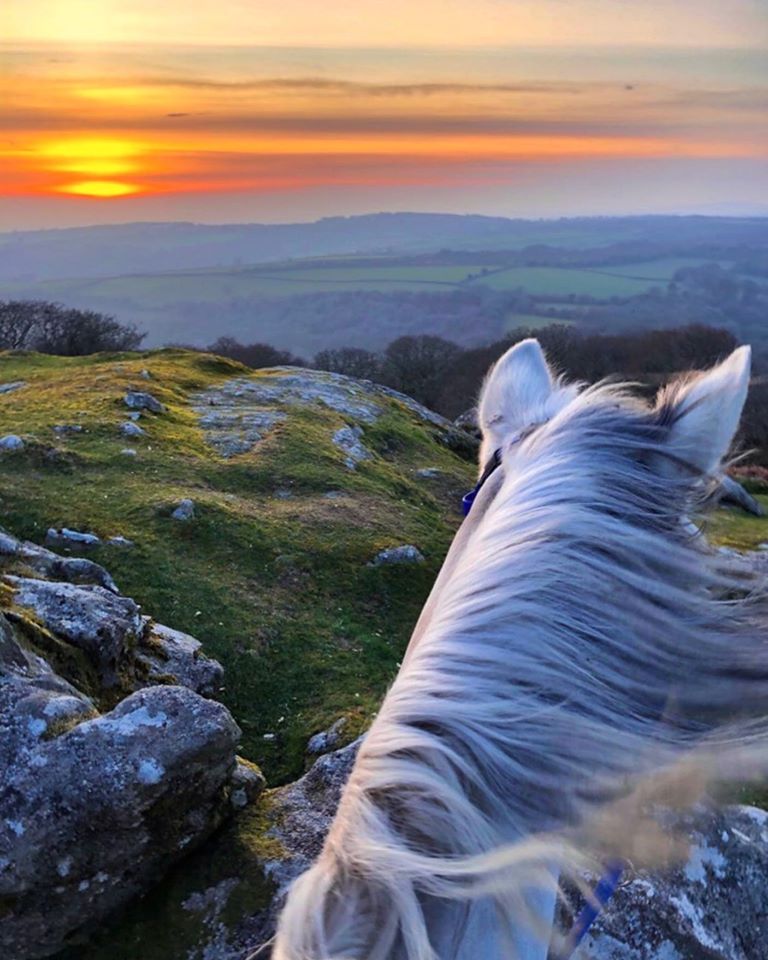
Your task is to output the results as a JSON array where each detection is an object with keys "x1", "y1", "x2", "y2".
[
  {"x1": 43, "y1": 711, "x2": 97, "y2": 740},
  {"x1": 2, "y1": 608, "x2": 102, "y2": 702}
]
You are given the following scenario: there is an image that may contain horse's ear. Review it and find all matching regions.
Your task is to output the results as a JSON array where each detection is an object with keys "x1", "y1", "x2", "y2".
[
  {"x1": 659, "y1": 345, "x2": 751, "y2": 475},
  {"x1": 478, "y1": 339, "x2": 554, "y2": 440}
]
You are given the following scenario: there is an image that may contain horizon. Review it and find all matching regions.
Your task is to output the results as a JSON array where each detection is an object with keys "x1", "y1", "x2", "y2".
[
  {"x1": 4, "y1": 207, "x2": 768, "y2": 239},
  {"x1": 3, "y1": 0, "x2": 767, "y2": 230}
]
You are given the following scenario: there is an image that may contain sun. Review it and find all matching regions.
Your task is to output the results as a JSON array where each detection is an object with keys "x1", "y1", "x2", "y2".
[
  {"x1": 36, "y1": 137, "x2": 148, "y2": 198},
  {"x1": 55, "y1": 181, "x2": 142, "y2": 198}
]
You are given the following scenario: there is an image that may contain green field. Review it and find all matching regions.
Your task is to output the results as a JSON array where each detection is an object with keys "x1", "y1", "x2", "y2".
[
  {"x1": 469, "y1": 265, "x2": 669, "y2": 297},
  {"x1": 0, "y1": 262, "x2": 494, "y2": 307},
  {"x1": 0, "y1": 257, "x2": 696, "y2": 308},
  {"x1": 504, "y1": 312, "x2": 563, "y2": 331},
  {"x1": 585, "y1": 257, "x2": 734, "y2": 280}
]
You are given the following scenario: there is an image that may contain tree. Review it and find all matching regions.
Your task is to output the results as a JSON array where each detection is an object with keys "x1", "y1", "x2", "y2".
[
  {"x1": 206, "y1": 337, "x2": 304, "y2": 368},
  {"x1": 0, "y1": 300, "x2": 144, "y2": 355},
  {"x1": 314, "y1": 347, "x2": 381, "y2": 381},
  {"x1": 0, "y1": 301, "x2": 39, "y2": 349},
  {"x1": 381, "y1": 335, "x2": 462, "y2": 409}
]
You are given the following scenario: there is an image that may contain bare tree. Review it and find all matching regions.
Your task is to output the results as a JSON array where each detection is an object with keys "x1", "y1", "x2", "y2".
[
  {"x1": 382, "y1": 335, "x2": 462, "y2": 409},
  {"x1": 0, "y1": 300, "x2": 144, "y2": 355},
  {"x1": 314, "y1": 347, "x2": 381, "y2": 381},
  {"x1": 0, "y1": 301, "x2": 45, "y2": 349}
]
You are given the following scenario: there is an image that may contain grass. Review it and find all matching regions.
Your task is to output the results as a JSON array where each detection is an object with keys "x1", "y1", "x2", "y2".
[
  {"x1": 0, "y1": 348, "x2": 474, "y2": 784},
  {"x1": 705, "y1": 493, "x2": 768, "y2": 550}
]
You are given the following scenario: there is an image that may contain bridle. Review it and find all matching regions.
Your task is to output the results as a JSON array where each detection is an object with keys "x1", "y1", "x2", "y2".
[{"x1": 461, "y1": 422, "x2": 544, "y2": 517}]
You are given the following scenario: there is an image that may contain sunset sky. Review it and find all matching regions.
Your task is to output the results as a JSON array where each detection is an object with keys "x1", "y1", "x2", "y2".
[{"x1": 2, "y1": 0, "x2": 767, "y2": 229}]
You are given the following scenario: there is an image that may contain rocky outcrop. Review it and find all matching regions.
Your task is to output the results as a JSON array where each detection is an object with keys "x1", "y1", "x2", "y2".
[
  {"x1": 0, "y1": 531, "x2": 118, "y2": 591},
  {"x1": 586, "y1": 805, "x2": 768, "y2": 959},
  {"x1": 191, "y1": 367, "x2": 474, "y2": 460},
  {"x1": 245, "y1": 752, "x2": 768, "y2": 960},
  {"x1": 0, "y1": 527, "x2": 256, "y2": 960},
  {"x1": 6, "y1": 576, "x2": 144, "y2": 686},
  {"x1": 136, "y1": 623, "x2": 224, "y2": 697},
  {"x1": 187, "y1": 741, "x2": 361, "y2": 959},
  {"x1": 151, "y1": 734, "x2": 768, "y2": 960}
]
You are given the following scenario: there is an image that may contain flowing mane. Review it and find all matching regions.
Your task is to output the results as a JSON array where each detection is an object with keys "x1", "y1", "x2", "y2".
[{"x1": 273, "y1": 341, "x2": 768, "y2": 960}]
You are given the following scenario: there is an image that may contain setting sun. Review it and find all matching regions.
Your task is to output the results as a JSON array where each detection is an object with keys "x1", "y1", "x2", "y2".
[{"x1": 56, "y1": 181, "x2": 143, "y2": 197}]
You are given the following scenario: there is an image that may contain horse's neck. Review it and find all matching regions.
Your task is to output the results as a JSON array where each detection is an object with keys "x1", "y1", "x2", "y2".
[{"x1": 422, "y1": 885, "x2": 559, "y2": 960}]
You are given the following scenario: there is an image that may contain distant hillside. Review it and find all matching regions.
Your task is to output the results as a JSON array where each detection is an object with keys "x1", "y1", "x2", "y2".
[
  {"x1": 2, "y1": 214, "x2": 767, "y2": 357},
  {"x1": 2, "y1": 212, "x2": 768, "y2": 284}
]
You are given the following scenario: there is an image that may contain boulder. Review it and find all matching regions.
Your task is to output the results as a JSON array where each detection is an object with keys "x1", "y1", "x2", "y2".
[
  {"x1": 0, "y1": 381, "x2": 26, "y2": 395},
  {"x1": 120, "y1": 421, "x2": 146, "y2": 438},
  {"x1": 45, "y1": 528, "x2": 101, "y2": 548},
  {"x1": 106, "y1": 536, "x2": 134, "y2": 548},
  {"x1": 171, "y1": 498, "x2": 195, "y2": 521},
  {"x1": 0, "y1": 435, "x2": 25, "y2": 451},
  {"x1": 371, "y1": 544, "x2": 425, "y2": 566},
  {"x1": 306, "y1": 716, "x2": 348, "y2": 755},
  {"x1": 136, "y1": 623, "x2": 223, "y2": 697},
  {"x1": 4, "y1": 576, "x2": 145, "y2": 685},
  {"x1": 0, "y1": 686, "x2": 243, "y2": 960},
  {"x1": 123, "y1": 390, "x2": 165, "y2": 414}
]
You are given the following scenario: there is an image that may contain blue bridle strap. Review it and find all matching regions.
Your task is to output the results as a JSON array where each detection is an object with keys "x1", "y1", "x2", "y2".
[
  {"x1": 555, "y1": 861, "x2": 624, "y2": 958},
  {"x1": 462, "y1": 446, "x2": 503, "y2": 516}
]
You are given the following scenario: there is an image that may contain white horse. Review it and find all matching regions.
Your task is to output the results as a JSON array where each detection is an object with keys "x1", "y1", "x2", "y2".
[{"x1": 273, "y1": 339, "x2": 768, "y2": 960}]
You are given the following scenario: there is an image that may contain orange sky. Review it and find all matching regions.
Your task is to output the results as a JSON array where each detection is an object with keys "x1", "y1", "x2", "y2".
[{"x1": 2, "y1": 0, "x2": 767, "y2": 227}]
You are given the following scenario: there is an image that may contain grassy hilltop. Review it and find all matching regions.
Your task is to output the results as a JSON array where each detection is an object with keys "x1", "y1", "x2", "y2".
[{"x1": 0, "y1": 349, "x2": 476, "y2": 783}]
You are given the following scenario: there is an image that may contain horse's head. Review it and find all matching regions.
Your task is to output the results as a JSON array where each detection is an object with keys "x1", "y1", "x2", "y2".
[
  {"x1": 474, "y1": 337, "x2": 751, "y2": 517},
  {"x1": 273, "y1": 341, "x2": 763, "y2": 960}
]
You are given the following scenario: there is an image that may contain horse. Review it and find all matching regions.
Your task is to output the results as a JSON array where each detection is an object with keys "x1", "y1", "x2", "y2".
[{"x1": 272, "y1": 339, "x2": 768, "y2": 960}]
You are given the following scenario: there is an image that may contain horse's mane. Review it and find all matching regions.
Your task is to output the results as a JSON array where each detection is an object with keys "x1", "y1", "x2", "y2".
[{"x1": 273, "y1": 367, "x2": 768, "y2": 960}]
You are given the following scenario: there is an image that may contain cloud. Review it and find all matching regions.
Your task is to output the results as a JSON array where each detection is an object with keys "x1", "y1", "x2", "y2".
[{"x1": 142, "y1": 77, "x2": 584, "y2": 97}]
